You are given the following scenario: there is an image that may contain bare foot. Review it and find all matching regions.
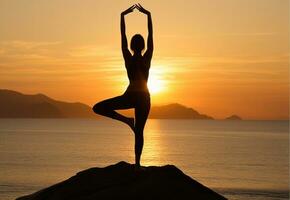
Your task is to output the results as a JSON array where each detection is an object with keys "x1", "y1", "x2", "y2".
[{"x1": 134, "y1": 164, "x2": 146, "y2": 172}]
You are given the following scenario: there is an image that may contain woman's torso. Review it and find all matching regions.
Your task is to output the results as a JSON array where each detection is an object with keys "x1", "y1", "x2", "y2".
[{"x1": 125, "y1": 55, "x2": 150, "y2": 93}]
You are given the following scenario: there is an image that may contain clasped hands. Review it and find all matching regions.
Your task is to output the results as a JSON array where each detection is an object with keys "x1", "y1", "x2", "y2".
[{"x1": 122, "y1": 3, "x2": 150, "y2": 15}]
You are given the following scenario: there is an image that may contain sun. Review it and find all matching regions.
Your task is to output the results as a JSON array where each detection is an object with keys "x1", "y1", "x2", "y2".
[{"x1": 147, "y1": 68, "x2": 165, "y2": 94}]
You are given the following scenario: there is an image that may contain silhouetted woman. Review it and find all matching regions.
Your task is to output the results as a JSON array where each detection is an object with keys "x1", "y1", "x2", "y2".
[{"x1": 93, "y1": 4, "x2": 153, "y2": 168}]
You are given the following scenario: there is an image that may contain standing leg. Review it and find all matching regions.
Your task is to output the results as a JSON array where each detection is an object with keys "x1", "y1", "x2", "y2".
[
  {"x1": 134, "y1": 95, "x2": 150, "y2": 167},
  {"x1": 92, "y1": 95, "x2": 134, "y2": 130}
]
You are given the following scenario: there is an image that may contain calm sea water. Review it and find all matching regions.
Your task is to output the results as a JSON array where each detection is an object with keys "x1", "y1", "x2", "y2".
[{"x1": 0, "y1": 119, "x2": 289, "y2": 200}]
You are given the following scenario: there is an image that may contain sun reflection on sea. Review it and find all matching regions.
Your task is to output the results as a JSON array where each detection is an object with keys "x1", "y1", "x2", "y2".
[{"x1": 142, "y1": 120, "x2": 166, "y2": 166}]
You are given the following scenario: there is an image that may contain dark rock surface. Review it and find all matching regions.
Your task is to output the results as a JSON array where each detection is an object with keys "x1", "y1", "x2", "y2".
[{"x1": 16, "y1": 161, "x2": 227, "y2": 200}]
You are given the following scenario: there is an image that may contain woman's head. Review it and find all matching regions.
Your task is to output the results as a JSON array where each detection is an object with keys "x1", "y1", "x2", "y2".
[{"x1": 130, "y1": 34, "x2": 145, "y2": 53}]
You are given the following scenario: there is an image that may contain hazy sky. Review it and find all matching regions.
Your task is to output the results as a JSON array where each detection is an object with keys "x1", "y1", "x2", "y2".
[{"x1": 0, "y1": 0, "x2": 289, "y2": 119}]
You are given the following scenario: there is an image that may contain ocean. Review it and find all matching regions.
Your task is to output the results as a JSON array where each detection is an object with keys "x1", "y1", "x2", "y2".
[{"x1": 0, "y1": 119, "x2": 288, "y2": 200}]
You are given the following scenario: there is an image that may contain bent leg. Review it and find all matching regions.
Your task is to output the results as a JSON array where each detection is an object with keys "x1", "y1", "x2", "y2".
[
  {"x1": 92, "y1": 95, "x2": 134, "y2": 129},
  {"x1": 134, "y1": 97, "x2": 150, "y2": 167}
]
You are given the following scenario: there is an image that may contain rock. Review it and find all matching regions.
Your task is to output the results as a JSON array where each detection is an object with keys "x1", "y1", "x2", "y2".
[{"x1": 16, "y1": 161, "x2": 227, "y2": 200}]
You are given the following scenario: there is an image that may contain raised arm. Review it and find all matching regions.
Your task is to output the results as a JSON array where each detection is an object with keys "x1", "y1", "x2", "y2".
[
  {"x1": 121, "y1": 5, "x2": 135, "y2": 61},
  {"x1": 136, "y1": 4, "x2": 153, "y2": 60}
]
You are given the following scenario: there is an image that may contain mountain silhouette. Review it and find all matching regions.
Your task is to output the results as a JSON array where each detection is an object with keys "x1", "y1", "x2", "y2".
[
  {"x1": 150, "y1": 103, "x2": 213, "y2": 119},
  {"x1": 0, "y1": 89, "x2": 94, "y2": 118},
  {"x1": 0, "y1": 89, "x2": 213, "y2": 119}
]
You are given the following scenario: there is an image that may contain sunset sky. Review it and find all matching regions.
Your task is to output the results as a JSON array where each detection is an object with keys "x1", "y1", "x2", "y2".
[{"x1": 0, "y1": 0, "x2": 288, "y2": 120}]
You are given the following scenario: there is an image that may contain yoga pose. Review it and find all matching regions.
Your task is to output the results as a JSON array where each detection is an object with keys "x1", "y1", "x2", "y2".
[{"x1": 93, "y1": 4, "x2": 153, "y2": 168}]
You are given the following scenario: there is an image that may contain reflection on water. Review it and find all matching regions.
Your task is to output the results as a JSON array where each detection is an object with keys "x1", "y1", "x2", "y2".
[
  {"x1": 0, "y1": 119, "x2": 288, "y2": 200},
  {"x1": 143, "y1": 120, "x2": 164, "y2": 166}
]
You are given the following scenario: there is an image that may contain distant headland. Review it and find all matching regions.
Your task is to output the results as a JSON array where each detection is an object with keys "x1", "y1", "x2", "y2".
[{"x1": 0, "y1": 89, "x2": 240, "y2": 120}]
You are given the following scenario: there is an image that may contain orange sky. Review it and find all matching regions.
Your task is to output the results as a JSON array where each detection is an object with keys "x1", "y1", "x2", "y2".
[{"x1": 0, "y1": 0, "x2": 289, "y2": 120}]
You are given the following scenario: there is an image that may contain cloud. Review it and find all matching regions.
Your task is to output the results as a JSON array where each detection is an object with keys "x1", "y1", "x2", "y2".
[
  {"x1": 160, "y1": 32, "x2": 284, "y2": 39},
  {"x1": 0, "y1": 40, "x2": 61, "y2": 49},
  {"x1": 0, "y1": 40, "x2": 123, "y2": 71},
  {"x1": 0, "y1": 40, "x2": 288, "y2": 87},
  {"x1": 220, "y1": 32, "x2": 283, "y2": 37}
]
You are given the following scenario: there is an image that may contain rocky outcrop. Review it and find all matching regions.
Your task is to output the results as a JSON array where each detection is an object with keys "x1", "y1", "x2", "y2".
[{"x1": 16, "y1": 161, "x2": 227, "y2": 200}]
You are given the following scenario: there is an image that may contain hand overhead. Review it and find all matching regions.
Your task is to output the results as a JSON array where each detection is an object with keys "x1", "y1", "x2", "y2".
[
  {"x1": 121, "y1": 5, "x2": 136, "y2": 15},
  {"x1": 136, "y1": 3, "x2": 150, "y2": 15},
  {"x1": 121, "y1": 4, "x2": 150, "y2": 16}
]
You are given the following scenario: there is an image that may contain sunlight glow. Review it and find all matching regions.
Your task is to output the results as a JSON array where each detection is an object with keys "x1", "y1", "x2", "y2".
[{"x1": 147, "y1": 66, "x2": 166, "y2": 94}]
